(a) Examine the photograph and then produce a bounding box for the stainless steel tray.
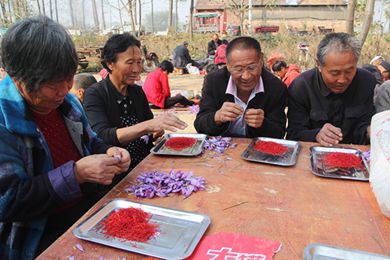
[303,243,390,260]
[73,199,211,259]
[310,146,369,181]
[241,137,301,166]
[150,133,207,156]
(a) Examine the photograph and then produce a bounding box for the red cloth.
[283,64,300,87]
[142,68,171,108]
[32,109,81,168]
[215,44,227,65]
[188,232,282,259]
[99,68,109,79]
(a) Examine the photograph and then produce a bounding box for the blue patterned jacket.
[0,75,110,259]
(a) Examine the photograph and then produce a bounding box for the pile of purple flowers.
[203,136,237,153]
[126,170,206,199]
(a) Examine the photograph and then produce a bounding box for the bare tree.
[55,0,58,22]
[138,0,141,37]
[69,0,75,28]
[346,0,356,34]
[167,0,173,34]
[42,0,46,16]
[92,0,100,29]
[101,0,106,30]
[122,0,136,34]
[358,0,375,47]
[175,0,178,33]
[229,0,246,35]
[82,0,86,28]
[151,0,154,33]
[49,0,53,19]
[36,0,41,14]
[189,0,194,40]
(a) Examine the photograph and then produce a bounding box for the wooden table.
[38,139,390,259]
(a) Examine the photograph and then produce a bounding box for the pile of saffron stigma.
[254,140,289,156]
[165,137,197,150]
[102,207,158,242]
[323,152,363,169]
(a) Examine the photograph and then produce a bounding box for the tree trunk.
[346,0,356,34]
[151,0,154,33]
[138,0,141,37]
[127,0,136,35]
[49,0,53,19]
[69,0,74,28]
[42,0,46,16]
[189,0,194,41]
[101,0,106,30]
[358,0,375,47]
[36,0,41,14]
[92,0,100,30]
[82,0,86,28]
[55,0,58,22]
[167,0,173,34]
[133,0,137,25]
[239,0,244,36]
[175,0,178,33]
[1,1,9,25]
[118,0,123,29]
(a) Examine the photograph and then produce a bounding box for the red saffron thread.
[102,207,158,242]
[165,137,197,150]
[254,140,289,156]
[323,152,362,168]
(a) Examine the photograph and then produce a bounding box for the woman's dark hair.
[101,33,141,73]
[1,15,78,92]
[226,36,262,63]
[159,60,174,73]
[272,60,287,72]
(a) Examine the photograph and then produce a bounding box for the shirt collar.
[226,75,264,101]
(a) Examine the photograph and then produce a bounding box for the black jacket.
[83,78,154,147]
[194,67,287,138]
[207,39,222,56]
[287,68,376,144]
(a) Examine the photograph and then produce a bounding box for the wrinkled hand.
[215,102,244,125]
[148,113,187,132]
[74,154,125,185]
[244,108,264,128]
[315,123,343,146]
[106,146,131,172]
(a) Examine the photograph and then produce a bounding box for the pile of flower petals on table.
[203,136,237,153]
[126,170,206,199]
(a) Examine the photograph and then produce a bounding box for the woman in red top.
[143,60,194,109]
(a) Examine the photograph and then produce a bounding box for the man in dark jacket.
[172,41,200,69]
[207,33,222,57]
[287,33,376,146]
[194,36,287,138]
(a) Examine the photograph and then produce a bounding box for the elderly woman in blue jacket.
[0,16,130,259]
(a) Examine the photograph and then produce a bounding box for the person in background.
[287,33,376,146]
[142,60,194,109]
[207,33,222,57]
[370,55,384,66]
[83,34,187,174]
[214,39,228,66]
[70,73,97,103]
[172,41,200,70]
[378,60,390,81]
[271,60,301,87]
[0,16,130,258]
[374,80,390,113]
[194,36,287,138]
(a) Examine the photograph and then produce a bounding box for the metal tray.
[150,133,207,156]
[310,146,369,181]
[303,243,390,260]
[241,137,301,166]
[73,199,211,259]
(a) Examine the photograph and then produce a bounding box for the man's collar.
[226,75,264,99]
[316,68,332,97]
